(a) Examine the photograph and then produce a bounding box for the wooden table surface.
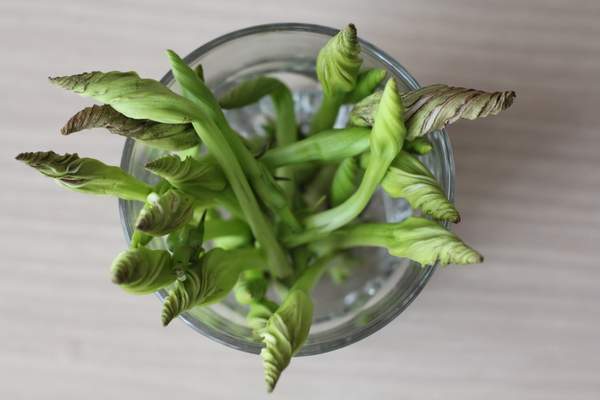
[2,0,599,398]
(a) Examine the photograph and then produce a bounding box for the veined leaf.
[380,151,460,222]
[350,84,516,139]
[313,217,483,266]
[49,71,202,123]
[135,189,195,236]
[260,289,313,392]
[61,104,199,151]
[161,247,265,325]
[110,248,174,294]
[145,154,226,192]
[316,24,362,98]
[16,151,151,201]
[303,79,406,235]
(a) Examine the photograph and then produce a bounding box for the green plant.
[17,23,515,393]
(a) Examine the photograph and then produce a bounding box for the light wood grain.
[1,0,599,399]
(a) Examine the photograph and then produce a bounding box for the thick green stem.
[261,127,370,168]
[167,50,300,232]
[272,87,298,201]
[302,159,390,233]
[308,94,343,135]
[191,120,292,278]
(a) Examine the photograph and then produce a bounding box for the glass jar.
[119,23,455,356]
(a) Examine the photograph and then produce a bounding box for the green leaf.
[167,50,294,277]
[313,217,483,266]
[330,157,361,207]
[135,189,195,236]
[247,299,279,334]
[145,154,226,192]
[344,68,387,103]
[260,289,313,392]
[316,24,362,98]
[49,71,202,124]
[161,247,265,325]
[380,151,460,222]
[61,104,200,151]
[349,89,382,127]
[219,77,285,109]
[258,255,334,391]
[369,79,406,158]
[218,75,299,198]
[302,79,406,235]
[170,53,299,225]
[16,151,152,201]
[310,24,363,134]
[204,218,253,249]
[234,269,269,305]
[145,156,243,219]
[110,248,175,294]
[350,84,516,139]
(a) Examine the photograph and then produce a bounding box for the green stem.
[261,127,370,169]
[291,254,335,293]
[272,87,298,201]
[191,120,292,278]
[167,50,300,232]
[309,94,343,134]
[118,182,154,202]
[303,159,390,233]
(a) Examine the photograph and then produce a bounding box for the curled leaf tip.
[49,70,202,124]
[145,155,226,192]
[48,72,99,91]
[404,86,516,139]
[60,104,114,135]
[161,294,182,326]
[16,150,78,170]
[260,289,313,392]
[381,151,460,222]
[387,218,482,266]
[370,78,406,158]
[316,23,362,97]
[166,49,182,62]
[314,217,482,267]
[144,156,179,175]
[60,104,199,150]
[135,189,195,236]
[110,256,130,284]
[351,85,516,138]
[343,23,358,44]
[16,150,151,200]
[160,264,203,326]
[110,248,174,294]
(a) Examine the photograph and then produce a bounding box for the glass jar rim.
[119,22,455,356]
